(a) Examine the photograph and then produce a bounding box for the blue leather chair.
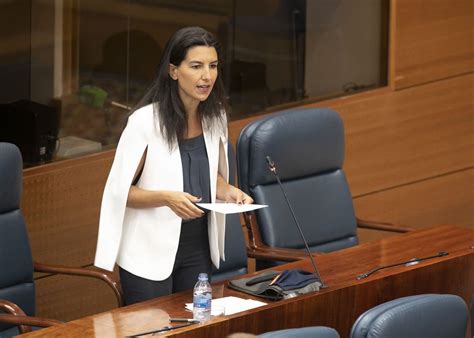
[213,143,308,280]
[237,108,412,268]
[0,142,123,337]
[350,294,469,338]
[212,145,248,282]
[259,326,339,338]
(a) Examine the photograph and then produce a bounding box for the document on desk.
[196,203,268,214]
[186,296,267,315]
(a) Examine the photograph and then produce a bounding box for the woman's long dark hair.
[135,26,228,149]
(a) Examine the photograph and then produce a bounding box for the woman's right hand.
[127,187,204,220]
[164,192,204,220]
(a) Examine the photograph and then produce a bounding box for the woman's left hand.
[217,175,254,204]
[226,186,254,205]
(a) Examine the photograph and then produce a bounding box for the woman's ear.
[169,64,178,80]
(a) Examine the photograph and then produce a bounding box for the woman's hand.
[216,175,254,204]
[164,192,205,219]
[127,187,204,220]
[227,187,254,205]
[126,150,203,220]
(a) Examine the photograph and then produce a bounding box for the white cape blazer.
[94,104,229,281]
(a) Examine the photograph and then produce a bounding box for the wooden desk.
[21,225,474,337]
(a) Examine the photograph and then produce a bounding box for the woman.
[94,26,252,305]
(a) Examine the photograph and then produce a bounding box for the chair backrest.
[237,108,358,255]
[350,294,469,338]
[212,144,248,282]
[259,326,340,338]
[0,143,35,333]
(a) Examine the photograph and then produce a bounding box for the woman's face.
[169,46,218,112]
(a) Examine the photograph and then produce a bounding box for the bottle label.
[194,294,211,309]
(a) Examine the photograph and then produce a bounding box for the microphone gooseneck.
[265,156,327,288]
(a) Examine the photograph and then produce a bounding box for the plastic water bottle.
[193,273,212,322]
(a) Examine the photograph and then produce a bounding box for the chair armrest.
[34,262,124,307]
[243,211,319,262]
[0,299,62,334]
[356,218,414,233]
[0,299,27,317]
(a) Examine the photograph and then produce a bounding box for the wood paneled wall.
[23,153,113,267]
[23,152,116,321]
[18,0,474,322]
[389,0,474,89]
[320,75,474,197]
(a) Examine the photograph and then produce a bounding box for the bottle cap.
[198,273,208,281]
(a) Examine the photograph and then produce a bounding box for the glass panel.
[229,0,388,118]
[0,0,388,167]
[227,0,307,116]
[304,0,388,98]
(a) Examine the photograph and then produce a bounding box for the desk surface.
[21,225,474,337]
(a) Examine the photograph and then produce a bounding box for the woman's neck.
[181,93,202,138]
[184,110,203,139]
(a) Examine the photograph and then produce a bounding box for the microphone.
[265,156,327,288]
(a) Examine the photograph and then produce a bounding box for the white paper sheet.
[185,296,267,316]
[196,203,268,214]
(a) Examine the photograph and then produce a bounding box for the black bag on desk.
[228,269,322,301]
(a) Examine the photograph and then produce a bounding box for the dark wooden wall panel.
[390,0,474,89]
[356,168,474,244]
[22,152,114,266]
[327,74,474,196]
[355,169,474,229]
[35,269,119,322]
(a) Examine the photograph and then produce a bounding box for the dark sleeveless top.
[178,134,211,223]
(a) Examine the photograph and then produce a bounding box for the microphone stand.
[266,156,327,288]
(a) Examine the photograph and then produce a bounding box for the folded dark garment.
[274,269,319,290]
[229,269,321,301]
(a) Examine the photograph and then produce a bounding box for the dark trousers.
[119,216,212,305]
